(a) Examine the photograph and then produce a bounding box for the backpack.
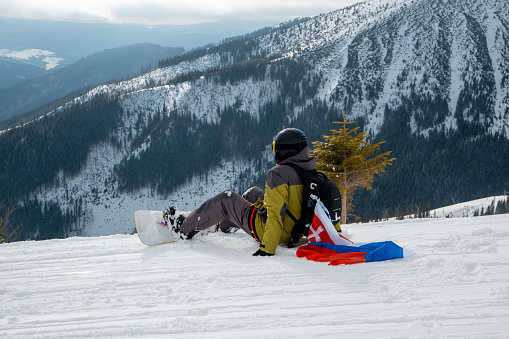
[281,163,342,247]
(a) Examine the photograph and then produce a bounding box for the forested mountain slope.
[0,44,184,126]
[1,0,508,240]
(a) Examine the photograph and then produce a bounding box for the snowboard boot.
[163,206,177,226]
[173,214,185,233]
[174,214,198,240]
[163,206,187,240]
[163,207,198,240]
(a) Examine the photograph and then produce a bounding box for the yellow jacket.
[254,147,316,254]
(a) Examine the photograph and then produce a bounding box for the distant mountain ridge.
[0,18,282,60]
[0,59,48,89]
[0,43,184,126]
[1,0,509,240]
[55,0,509,135]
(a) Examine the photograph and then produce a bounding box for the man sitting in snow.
[164,127,315,256]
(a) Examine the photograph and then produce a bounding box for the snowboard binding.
[163,206,177,226]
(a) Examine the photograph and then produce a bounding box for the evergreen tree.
[0,217,4,244]
[311,113,395,224]
[495,197,508,215]
[0,202,19,243]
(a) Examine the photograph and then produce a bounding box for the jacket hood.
[278,146,315,171]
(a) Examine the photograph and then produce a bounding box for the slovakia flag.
[296,200,416,265]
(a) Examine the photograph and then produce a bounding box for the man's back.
[257,146,315,254]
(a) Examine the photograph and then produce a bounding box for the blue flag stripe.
[309,241,404,262]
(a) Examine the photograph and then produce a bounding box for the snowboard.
[134,210,180,246]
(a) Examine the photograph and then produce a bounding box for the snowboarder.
[165,127,315,256]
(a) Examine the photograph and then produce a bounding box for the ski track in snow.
[1,214,509,338]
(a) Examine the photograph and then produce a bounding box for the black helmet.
[273,128,307,163]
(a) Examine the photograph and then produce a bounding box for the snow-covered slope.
[0,48,64,70]
[1,212,508,338]
[430,195,508,218]
[77,157,262,237]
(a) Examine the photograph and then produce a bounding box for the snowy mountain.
[51,0,509,134]
[0,16,282,123]
[0,48,65,89]
[0,44,184,126]
[31,0,508,130]
[1,207,509,338]
[1,0,509,240]
[0,48,66,70]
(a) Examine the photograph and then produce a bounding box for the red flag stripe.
[296,244,367,265]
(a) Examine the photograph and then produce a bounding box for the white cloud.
[0,0,360,25]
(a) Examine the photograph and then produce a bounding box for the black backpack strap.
[286,210,298,223]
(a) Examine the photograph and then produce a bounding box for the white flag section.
[308,200,353,246]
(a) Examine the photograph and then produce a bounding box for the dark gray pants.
[180,187,264,236]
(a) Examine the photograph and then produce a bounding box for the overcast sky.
[0,0,361,25]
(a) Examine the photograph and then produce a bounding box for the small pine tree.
[311,114,395,224]
[0,203,20,244]
[0,217,5,244]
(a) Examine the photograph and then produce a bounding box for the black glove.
[253,249,274,256]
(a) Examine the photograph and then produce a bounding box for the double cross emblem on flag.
[308,225,323,242]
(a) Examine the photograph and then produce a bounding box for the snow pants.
[180,187,264,237]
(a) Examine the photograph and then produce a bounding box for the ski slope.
[1,210,509,338]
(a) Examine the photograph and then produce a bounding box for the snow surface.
[430,196,508,218]
[0,48,64,70]
[2,209,509,338]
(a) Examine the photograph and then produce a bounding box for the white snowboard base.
[134,210,180,246]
